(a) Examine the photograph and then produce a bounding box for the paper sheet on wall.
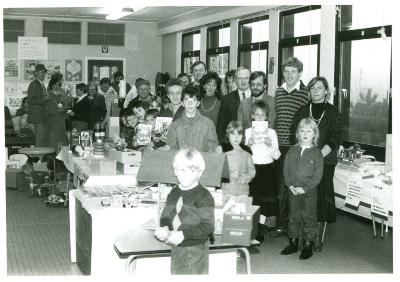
[99,66,110,79]
[344,178,363,208]
[370,183,390,218]
[18,37,48,60]
[5,59,20,78]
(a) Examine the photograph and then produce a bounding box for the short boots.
[280,237,299,255]
[299,240,314,260]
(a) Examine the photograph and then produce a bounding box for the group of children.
[154,90,323,273]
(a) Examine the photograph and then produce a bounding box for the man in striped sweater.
[273,57,309,237]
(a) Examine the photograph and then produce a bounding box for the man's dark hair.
[181,85,202,101]
[249,71,268,87]
[190,61,207,73]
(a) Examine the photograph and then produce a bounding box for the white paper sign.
[370,183,390,218]
[99,66,109,79]
[345,178,363,208]
[18,37,48,60]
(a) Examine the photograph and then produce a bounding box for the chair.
[125,248,250,275]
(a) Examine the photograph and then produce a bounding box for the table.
[5,135,35,154]
[114,229,251,274]
[69,189,159,275]
[18,147,56,161]
[333,163,393,232]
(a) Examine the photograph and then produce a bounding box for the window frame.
[4,19,25,42]
[206,23,231,75]
[334,7,392,161]
[278,5,321,85]
[43,20,81,44]
[237,15,269,72]
[181,30,201,74]
[87,22,125,46]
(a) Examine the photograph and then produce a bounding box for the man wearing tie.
[216,66,251,143]
[27,64,48,146]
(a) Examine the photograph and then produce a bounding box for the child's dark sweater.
[160,184,215,247]
[283,145,324,192]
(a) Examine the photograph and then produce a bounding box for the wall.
[161,32,177,76]
[4,16,162,92]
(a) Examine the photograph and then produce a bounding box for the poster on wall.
[4,82,29,114]
[208,54,228,77]
[5,59,20,78]
[39,60,63,81]
[65,60,82,82]
[183,57,199,75]
[23,60,37,80]
[18,36,48,60]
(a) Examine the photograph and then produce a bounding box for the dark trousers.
[288,188,318,241]
[276,145,290,229]
[171,242,209,275]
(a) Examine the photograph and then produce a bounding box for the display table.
[69,189,158,275]
[114,229,251,274]
[333,163,392,227]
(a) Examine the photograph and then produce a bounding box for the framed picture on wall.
[5,59,20,79]
[85,57,126,84]
[65,60,82,82]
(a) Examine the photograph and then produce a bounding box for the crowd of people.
[20,56,343,264]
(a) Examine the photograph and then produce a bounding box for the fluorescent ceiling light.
[105,6,146,20]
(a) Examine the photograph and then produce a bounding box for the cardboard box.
[91,159,117,175]
[222,228,253,246]
[117,162,140,175]
[223,205,260,231]
[214,196,236,235]
[107,149,142,163]
[6,168,20,189]
[7,160,21,169]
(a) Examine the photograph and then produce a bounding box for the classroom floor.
[6,188,393,275]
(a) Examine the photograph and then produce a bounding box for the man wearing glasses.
[27,64,48,146]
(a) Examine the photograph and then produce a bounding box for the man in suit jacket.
[27,64,48,146]
[237,71,275,130]
[216,67,251,143]
[87,81,107,131]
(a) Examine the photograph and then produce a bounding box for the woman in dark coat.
[290,76,343,252]
[45,75,69,151]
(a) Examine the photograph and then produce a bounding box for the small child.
[216,120,255,197]
[130,100,148,124]
[281,118,323,260]
[120,108,139,149]
[154,148,215,275]
[245,101,281,241]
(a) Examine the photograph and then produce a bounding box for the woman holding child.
[290,76,343,252]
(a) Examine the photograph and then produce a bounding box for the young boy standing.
[166,86,218,152]
[154,148,215,274]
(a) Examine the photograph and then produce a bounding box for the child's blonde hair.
[172,148,206,173]
[295,118,319,146]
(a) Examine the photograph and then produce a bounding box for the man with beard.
[237,71,275,130]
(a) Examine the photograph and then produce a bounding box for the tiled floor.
[6,188,393,275]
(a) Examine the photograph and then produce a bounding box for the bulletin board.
[85,57,126,84]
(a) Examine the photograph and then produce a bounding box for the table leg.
[238,247,251,274]
[372,216,377,238]
[64,172,71,207]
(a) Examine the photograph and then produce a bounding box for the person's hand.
[289,185,298,195]
[238,174,249,184]
[264,137,272,146]
[154,226,170,241]
[296,187,305,194]
[166,231,184,246]
[247,137,255,146]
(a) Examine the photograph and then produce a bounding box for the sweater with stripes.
[274,81,309,146]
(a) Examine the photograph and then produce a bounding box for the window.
[181,31,200,74]
[238,15,269,73]
[43,21,81,44]
[335,5,392,159]
[88,23,124,46]
[207,23,230,77]
[4,19,24,42]
[279,6,321,85]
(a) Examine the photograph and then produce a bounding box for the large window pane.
[340,5,392,31]
[183,32,200,52]
[339,38,391,147]
[240,19,269,44]
[239,50,267,73]
[208,54,229,77]
[208,27,230,48]
[281,44,318,85]
[281,9,320,38]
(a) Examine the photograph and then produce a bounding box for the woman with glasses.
[289,76,343,253]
